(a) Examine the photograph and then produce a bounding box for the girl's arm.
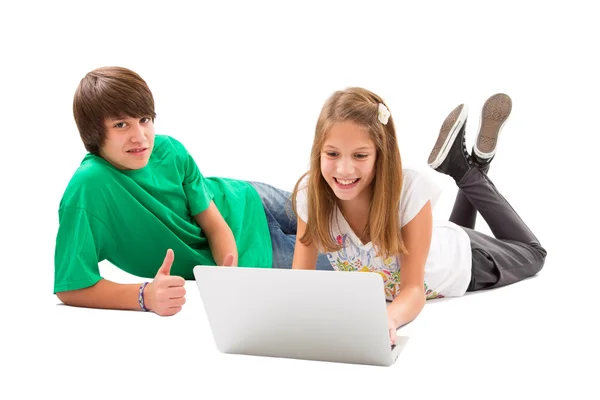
[292,217,319,269]
[388,200,433,333]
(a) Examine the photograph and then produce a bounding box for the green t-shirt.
[54,135,272,293]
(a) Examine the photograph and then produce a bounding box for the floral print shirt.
[296,169,473,301]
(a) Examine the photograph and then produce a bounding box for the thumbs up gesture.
[144,249,186,316]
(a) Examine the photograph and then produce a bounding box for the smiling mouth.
[127,148,147,153]
[335,178,359,186]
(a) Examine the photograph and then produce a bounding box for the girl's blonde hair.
[292,87,407,259]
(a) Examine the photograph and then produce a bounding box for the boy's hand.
[145,249,186,316]
[222,253,236,267]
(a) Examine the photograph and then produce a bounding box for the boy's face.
[99,116,155,170]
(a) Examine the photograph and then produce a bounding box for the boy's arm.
[193,201,238,266]
[56,249,187,316]
[57,279,148,310]
[175,138,236,265]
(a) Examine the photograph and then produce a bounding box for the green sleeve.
[179,143,214,217]
[53,207,114,293]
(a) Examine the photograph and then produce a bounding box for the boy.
[55,66,331,316]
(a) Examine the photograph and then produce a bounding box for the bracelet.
[138,282,149,311]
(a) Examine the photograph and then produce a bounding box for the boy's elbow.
[56,290,76,306]
[56,287,89,306]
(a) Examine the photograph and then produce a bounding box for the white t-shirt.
[295,169,472,300]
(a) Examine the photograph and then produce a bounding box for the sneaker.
[472,93,512,164]
[427,104,472,182]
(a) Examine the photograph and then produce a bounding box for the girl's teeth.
[337,178,357,185]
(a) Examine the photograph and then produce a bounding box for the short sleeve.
[54,207,112,293]
[168,137,214,216]
[294,176,310,223]
[399,169,442,227]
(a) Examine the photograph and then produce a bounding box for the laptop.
[193,266,408,366]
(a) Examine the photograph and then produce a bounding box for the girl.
[291,88,547,344]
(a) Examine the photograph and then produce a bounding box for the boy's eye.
[114,122,127,128]
[140,117,151,123]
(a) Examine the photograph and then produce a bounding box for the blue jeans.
[248,181,333,271]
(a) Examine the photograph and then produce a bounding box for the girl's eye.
[354,154,368,159]
[325,152,339,157]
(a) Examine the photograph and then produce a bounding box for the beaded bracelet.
[138,282,149,311]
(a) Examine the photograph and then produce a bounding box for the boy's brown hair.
[73,66,156,155]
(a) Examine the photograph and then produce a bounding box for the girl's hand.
[387,307,398,345]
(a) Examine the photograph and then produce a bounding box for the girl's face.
[320,121,377,204]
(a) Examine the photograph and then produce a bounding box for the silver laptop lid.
[193,266,406,366]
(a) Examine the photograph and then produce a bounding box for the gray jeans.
[448,166,547,291]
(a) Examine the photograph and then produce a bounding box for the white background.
[1,0,598,398]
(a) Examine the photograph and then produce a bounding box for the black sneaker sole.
[427,104,468,169]
[473,93,512,160]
